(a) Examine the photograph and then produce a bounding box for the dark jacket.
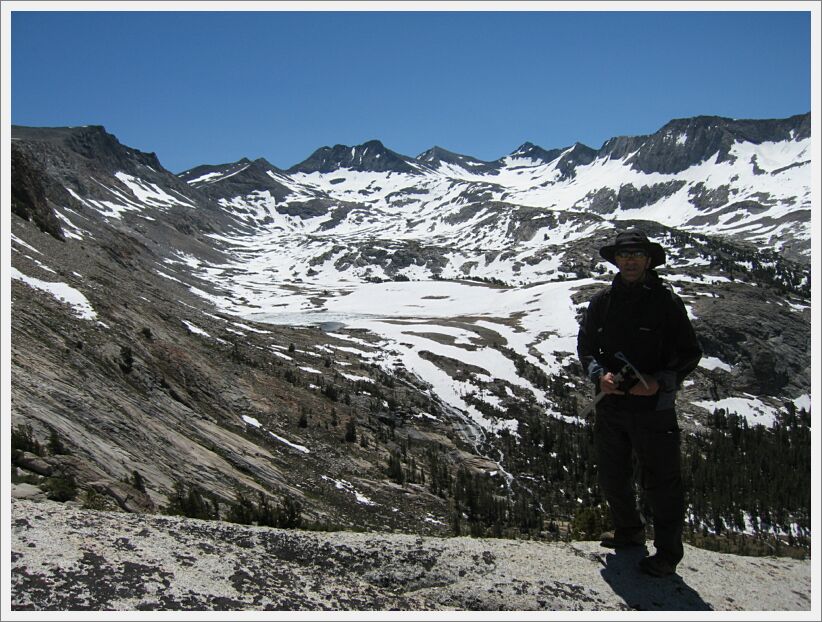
[577,270,702,412]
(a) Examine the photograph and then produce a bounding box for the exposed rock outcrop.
[10,146,65,241]
[9,499,811,612]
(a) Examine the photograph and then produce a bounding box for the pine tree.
[344,418,356,442]
[131,470,146,493]
[387,450,404,484]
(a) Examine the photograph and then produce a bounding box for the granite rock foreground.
[9,499,812,612]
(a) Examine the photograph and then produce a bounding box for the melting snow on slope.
[187,171,225,184]
[10,267,97,320]
[691,395,780,427]
[699,357,733,372]
[268,432,310,454]
[181,320,211,337]
[241,415,310,454]
[243,278,594,432]
[321,475,377,506]
[114,172,196,208]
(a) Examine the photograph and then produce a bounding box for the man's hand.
[599,372,624,395]
[628,374,659,396]
[599,372,660,396]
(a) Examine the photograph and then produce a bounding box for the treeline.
[393,396,812,555]
[682,405,811,545]
[164,481,303,529]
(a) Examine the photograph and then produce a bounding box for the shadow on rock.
[600,548,712,611]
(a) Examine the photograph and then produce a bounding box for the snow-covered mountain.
[9,114,812,547]
[180,112,811,264]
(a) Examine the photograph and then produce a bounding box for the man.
[577,229,701,577]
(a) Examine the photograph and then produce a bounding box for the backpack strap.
[595,287,613,334]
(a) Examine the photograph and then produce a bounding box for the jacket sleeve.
[577,294,607,384]
[656,293,702,390]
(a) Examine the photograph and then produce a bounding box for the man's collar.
[612,269,659,289]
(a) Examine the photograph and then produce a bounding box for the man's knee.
[598,467,636,499]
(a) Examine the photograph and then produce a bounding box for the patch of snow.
[10,267,97,320]
[242,415,262,428]
[321,476,377,505]
[115,172,196,208]
[340,372,375,383]
[691,395,781,427]
[181,320,210,338]
[269,432,310,454]
[699,357,733,372]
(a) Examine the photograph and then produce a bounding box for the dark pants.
[594,406,684,564]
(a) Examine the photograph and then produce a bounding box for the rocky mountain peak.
[12,124,164,176]
[659,113,811,143]
[600,112,811,175]
[417,145,454,162]
[287,139,418,174]
[554,142,598,179]
[416,145,498,173]
[509,142,565,163]
[178,156,291,205]
[252,156,278,170]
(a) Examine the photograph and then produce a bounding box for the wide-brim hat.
[599,229,666,268]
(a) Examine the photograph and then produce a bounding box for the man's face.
[614,247,651,283]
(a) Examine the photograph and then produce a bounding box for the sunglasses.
[615,249,648,259]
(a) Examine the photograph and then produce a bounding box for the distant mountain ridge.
[176,111,810,178]
[163,111,811,262]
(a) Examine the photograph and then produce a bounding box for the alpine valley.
[9,112,812,566]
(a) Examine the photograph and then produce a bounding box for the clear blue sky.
[10,6,812,173]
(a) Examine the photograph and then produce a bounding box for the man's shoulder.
[648,272,678,296]
[588,285,612,305]
[650,276,689,314]
[654,279,677,297]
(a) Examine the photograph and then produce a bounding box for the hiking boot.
[638,554,677,577]
[599,530,645,549]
